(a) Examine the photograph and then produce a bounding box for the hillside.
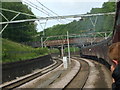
[2,39,49,63]
[45,15,114,35]
[38,2,115,40]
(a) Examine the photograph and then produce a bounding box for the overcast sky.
[22,0,109,32]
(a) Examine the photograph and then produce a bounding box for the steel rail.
[1,59,62,89]
[62,57,90,89]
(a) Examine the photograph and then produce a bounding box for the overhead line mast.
[0,12,115,25]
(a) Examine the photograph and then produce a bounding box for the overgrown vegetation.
[1,1,45,63]
[2,38,49,63]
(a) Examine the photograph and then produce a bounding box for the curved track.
[1,59,62,89]
[63,57,90,89]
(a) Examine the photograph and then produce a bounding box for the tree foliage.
[2,1,37,42]
[89,2,115,14]
[41,2,115,39]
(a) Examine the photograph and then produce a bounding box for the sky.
[22,0,109,32]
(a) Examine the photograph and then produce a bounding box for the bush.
[2,39,49,63]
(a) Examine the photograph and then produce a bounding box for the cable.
[26,0,86,24]
[36,0,71,23]
[23,1,50,16]
[36,1,80,23]
[26,0,54,17]
[36,0,59,17]
[35,0,67,23]
[24,0,65,24]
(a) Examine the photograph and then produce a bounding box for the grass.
[49,48,59,53]
[2,38,80,63]
[2,38,49,63]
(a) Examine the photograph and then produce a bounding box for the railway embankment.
[2,55,53,83]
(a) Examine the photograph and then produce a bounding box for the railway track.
[1,57,100,89]
[46,57,92,89]
[34,57,109,89]
[63,57,90,89]
[0,59,62,89]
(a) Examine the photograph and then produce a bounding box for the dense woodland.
[2,0,37,42]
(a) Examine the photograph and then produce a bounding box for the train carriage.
[80,0,120,68]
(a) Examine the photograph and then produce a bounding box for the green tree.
[39,1,115,38]
[2,1,37,42]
